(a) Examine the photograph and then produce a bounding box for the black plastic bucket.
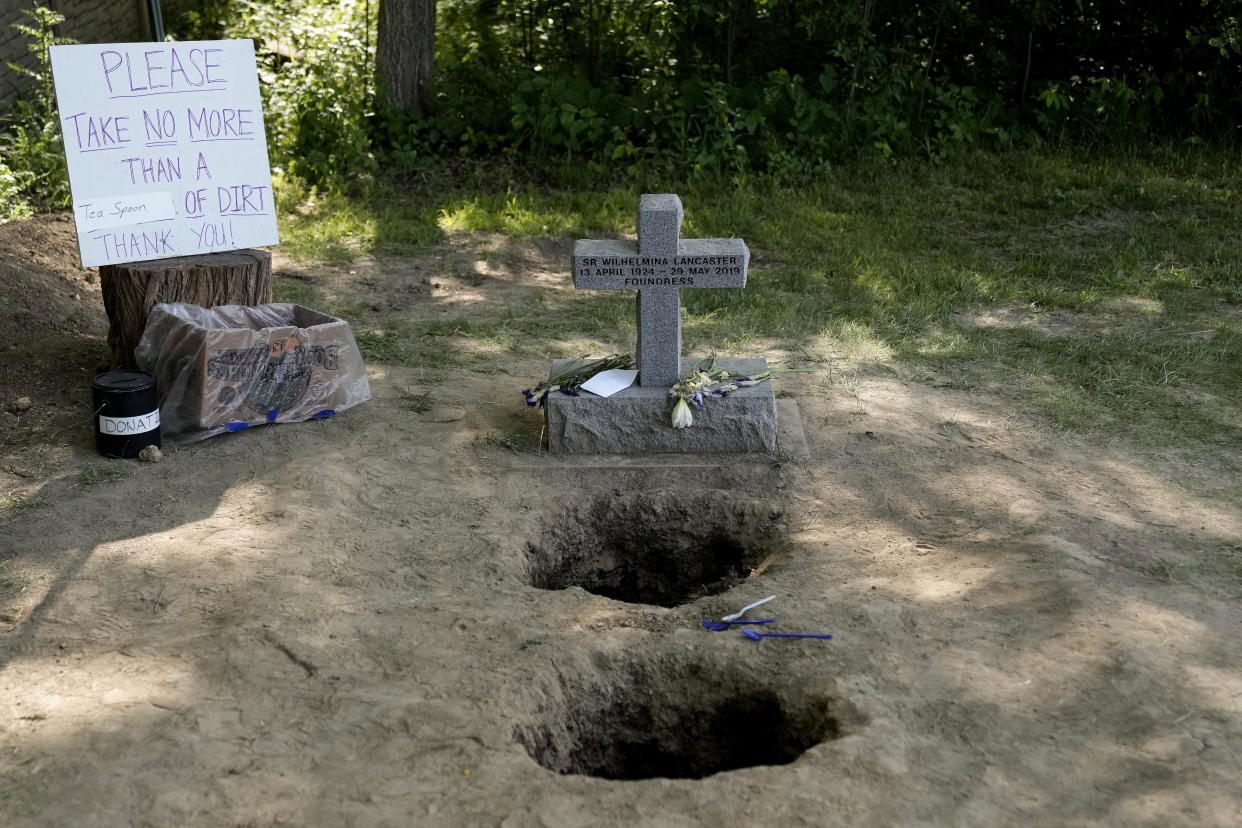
[91,371,161,458]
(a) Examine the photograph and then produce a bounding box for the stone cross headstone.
[573,194,749,386]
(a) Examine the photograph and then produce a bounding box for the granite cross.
[572,194,750,387]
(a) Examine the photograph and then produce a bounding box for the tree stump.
[99,249,273,369]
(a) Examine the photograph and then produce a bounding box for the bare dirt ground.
[2,213,1242,826]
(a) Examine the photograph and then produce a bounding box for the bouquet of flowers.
[522,353,634,408]
[669,357,814,428]
[522,353,812,429]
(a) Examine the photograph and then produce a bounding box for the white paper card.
[50,40,280,267]
[580,369,638,397]
[76,191,177,232]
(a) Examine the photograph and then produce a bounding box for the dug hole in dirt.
[1,213,1242,826]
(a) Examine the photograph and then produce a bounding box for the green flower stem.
[668,355,817,427]
[523,352,634,408]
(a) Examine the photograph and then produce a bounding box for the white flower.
[671,397,693,428]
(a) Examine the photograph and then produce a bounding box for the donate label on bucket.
[100,409,161,435]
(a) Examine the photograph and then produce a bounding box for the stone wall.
[1,0,207,115]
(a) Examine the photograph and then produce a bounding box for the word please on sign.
[100,45,227,94]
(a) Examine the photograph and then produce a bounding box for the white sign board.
[49,40,279,268]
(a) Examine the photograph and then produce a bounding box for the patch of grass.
[1216,544,1242,584]
[1136,555,1186,584]
[921,314,1242,444]
[354,322,471,365]
[80,464,130,486]
[355,329,410,362]
[275,146,1242,447]
[1135,543,1242,593]
[270,276,372,324]
[270,275,327,307]
[0,559,31,595]
[436,188,635,238]
[0,493,46,515]
[478,430,539,452]
[0,426,45,449]
[397,387,433,413]
[770,452,806,469]
[275,176,443,263]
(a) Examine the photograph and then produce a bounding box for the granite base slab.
[544,358,777,454]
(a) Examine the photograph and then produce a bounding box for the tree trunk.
[846,0,877,118]
[100,250,273,370]
[376,0,435,114]
[1021,29,1035,102]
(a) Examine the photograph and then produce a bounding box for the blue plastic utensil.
[741,629,833,641]
[701,619,776,631]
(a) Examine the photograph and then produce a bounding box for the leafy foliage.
[3,1,1236,194]
[2,6,75,210]
[0,156,33,223]
[193,0,1240,182]
[188,0,377,183]
[403,0,1242,172]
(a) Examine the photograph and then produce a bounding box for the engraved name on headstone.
[572,194,749,386]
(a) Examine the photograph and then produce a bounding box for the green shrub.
[0,157,33,223]
[176,0,1242,183]
[183,0,376,183]
[2,6,74,210]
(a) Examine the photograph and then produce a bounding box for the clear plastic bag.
[135,302,370,441]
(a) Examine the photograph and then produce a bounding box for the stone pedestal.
[544,358,778,455]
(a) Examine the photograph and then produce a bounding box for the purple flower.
[735,376,751,383]
[523,389,537,407]
[691,391,705,410]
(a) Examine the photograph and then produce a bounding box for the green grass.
[0,427,44,449]
[397,387,434,413]
[0,493,47,517]
[1136,543,1242,593]
[0,559,31,595]
[275,176,444,262]
[478,430,540,452]
[79,464,130,486]
[353,320,477,368]
[354,329,410,362]
[271,146,1242,449]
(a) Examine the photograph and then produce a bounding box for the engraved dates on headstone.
[572,194,749,387]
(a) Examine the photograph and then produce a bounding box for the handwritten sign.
[50,40,279,268]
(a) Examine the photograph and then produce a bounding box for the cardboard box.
[136,303,371,440]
